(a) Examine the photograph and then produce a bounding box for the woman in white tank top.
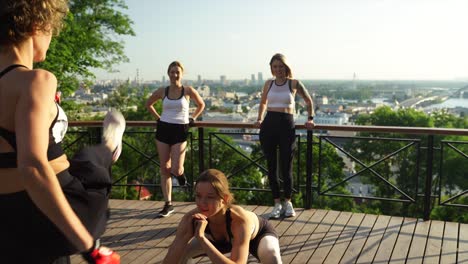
[146,61,205,217]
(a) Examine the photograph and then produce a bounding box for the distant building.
[251,74,256,84]
[315,95,329,106]
[220,75,227,86]
[258,72,263,84]
[203,112,246,133]
[314,112,349,125]
[196,85,210,97]
[162,76,166,85]
[197,75,202,84]
[318,104,343,113]
[218,91,236,99]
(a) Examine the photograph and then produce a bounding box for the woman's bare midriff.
[267,107,295,115]
[0,154,70,194]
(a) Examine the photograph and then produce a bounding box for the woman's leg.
[156,140,172,203]
[260,114,283,218]
[278,127,296,200]
[170,141,188,185]
[156,140,175,217]
[256,235,283,264]
[260,131,280,200]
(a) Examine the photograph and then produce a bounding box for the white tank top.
[51,103,68,143]
[160,86,190,124]
[266,79,295,109]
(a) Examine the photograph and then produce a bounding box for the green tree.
[37,0,135,95]
[349,106,467,220]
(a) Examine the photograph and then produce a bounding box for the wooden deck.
[71,199,468,264]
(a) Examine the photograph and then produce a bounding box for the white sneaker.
[102,109,126,162]
[269,203,282,219]
[284,201,296,217]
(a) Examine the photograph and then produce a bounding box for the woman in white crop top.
[255,53,315,220]
[146,61,205,217]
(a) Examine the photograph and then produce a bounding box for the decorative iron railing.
[68,121,467,220]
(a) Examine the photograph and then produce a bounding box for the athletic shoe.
[176,174,187,186]
[269,203,282,219]
[102,109,126,163]
[158,203,174,217]
[284,201,296,217]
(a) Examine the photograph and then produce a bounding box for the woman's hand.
[254,120,262,128]
[305,120,315,130]
[192,213,208,239]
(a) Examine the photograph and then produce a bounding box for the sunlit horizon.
[94,0,468,82]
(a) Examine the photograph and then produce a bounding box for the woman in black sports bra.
[0,1,123,263]
[163,169,283,263]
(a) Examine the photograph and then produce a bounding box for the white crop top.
[160,86,190,124]
[266,79,295,109]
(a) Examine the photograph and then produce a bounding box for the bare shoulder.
[184,85,197,94]
[262,80,273,91]
[21,69,57,98]
[230,205,255,223]
[149,87,165,98]
[290,78,299,88]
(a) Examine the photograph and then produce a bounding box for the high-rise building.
[258,72,263,84]
[162,76,166,85]
[220,75,227,86]
[251,74,256,84]
[197,75,202,84]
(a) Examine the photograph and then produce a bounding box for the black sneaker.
[158,203,174,217]
[177,174,187,186]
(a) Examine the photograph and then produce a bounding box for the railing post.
[198,127,205,175]
[305,130,313,209]
[423,135,434,220]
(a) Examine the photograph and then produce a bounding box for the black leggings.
[259,111,296,199]
[0,145,113,264]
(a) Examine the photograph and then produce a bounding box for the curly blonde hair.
[0,0,69,47]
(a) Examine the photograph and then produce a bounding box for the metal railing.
[68,120,467,220]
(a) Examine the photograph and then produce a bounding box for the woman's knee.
[171,167,184,177]
[257,235,282,264]
[160,166,171,176]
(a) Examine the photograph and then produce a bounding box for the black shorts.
[208,215,278,260]
[249,215,278,259]
[156,120,189,145]
[0,170,109,263]
[0,146,112,263]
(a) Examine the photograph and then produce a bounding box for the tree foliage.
[36,0,135,96]
[348,106,468,220]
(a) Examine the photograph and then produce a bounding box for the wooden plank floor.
[71,200,467,264]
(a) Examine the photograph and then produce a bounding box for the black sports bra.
[0,64,67,168]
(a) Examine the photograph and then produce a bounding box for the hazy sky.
[94,0,468,81]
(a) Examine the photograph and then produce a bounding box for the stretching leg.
[156,140,172,203]
[257,235,282,264]
[170,141,187,177]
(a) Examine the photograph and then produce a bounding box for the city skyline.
[94,0,468,82]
